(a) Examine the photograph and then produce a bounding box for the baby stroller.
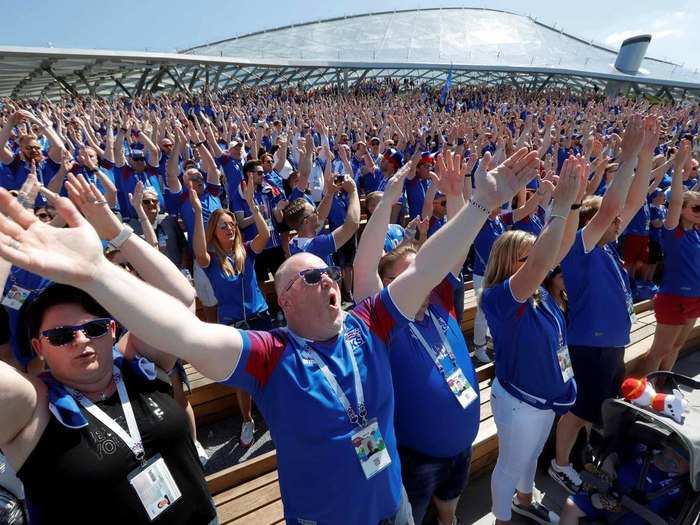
[576,371,700,525]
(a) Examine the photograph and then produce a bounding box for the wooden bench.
[207,299,700,524]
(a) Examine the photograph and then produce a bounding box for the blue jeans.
[399,447,472,524]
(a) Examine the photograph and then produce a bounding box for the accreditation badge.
[128,454,182,521]
[446,369,478,409]
[350,418,392,480]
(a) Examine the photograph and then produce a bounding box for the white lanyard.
[298,330,368,429]
[538,293,564,348]
[67,366,145,461]
[603,246,633,308]
[408,309,459,376]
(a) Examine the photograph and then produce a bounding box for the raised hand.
[241,175,255,204]
[65,173,121,240]
[382,160,413,206]
[619,114,645,161]
[552,156,584,208]
[17,161,40,209]
[0,186,105,286]
[129,181,146,214]
[434,150,466,197]
[188,180,203,215]
[639,115,660,158]
[473,147,540,211]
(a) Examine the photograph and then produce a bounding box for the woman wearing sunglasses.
[642,140,700,374]
[191,176,271,448]
[0,178,218,524]
[481,156,584,525]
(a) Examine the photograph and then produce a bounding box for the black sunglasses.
[40,318,112,347]
[691,205,700,213]
[285,266,342,292]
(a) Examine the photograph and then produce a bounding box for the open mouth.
[329,291,339,309]
[76,349,96,360]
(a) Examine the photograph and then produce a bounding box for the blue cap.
[382,148,404,169]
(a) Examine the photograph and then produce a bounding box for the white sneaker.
[194,440,209,465]
[240,420,255,448]
[548,459,582,494]
[474,345,492,364]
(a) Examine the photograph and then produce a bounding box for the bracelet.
[548,214,567,223]
[107,224,133,251]
[468,196,490,215]
[571,203,582,210]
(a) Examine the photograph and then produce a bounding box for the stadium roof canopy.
[1,7,699,100]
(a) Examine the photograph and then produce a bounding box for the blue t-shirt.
[168,184,222,246]
[482,279,576,411]
[1,154,60,206]
[360,168,385,194]
[203,243,268,324]
[405,177,430,220]
[289,233,336,266]
[473,216,505,276]
[2,267,52,366]
[389,275,480,457]
[561,230,633,347]
[624,202,650,236]
[427,215,446,237]
[659,226,700,296]
[222,289,408,524]
[231,179,284,249]
[502,208,546,237]
[114,164,164,219]
[649,205,666,243]
[327,192,349,231]
[219,154,244,201]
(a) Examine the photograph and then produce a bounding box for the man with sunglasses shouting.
[0,147,539,524]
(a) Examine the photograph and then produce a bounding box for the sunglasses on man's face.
[190,175,204,183]
[35,212,51,220]
[285,266,342,292]
[142,199,159,205]
[691,205,700,214]
[40,318,112,347]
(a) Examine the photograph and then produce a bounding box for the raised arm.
[331,177,360,249]
[129,182,158,248]
[511,157,583,301]
[0,111,22,164]
[388,148,540,319]
[581,114,644,251]
[273,136,288,173]
[618,116,660,231]
[354,163,412,301]
[189,184,210,268]
[242,174,271,254]
[665,139,691,230]
[166,126,187,193]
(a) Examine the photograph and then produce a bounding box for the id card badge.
[628,300,637,324]
[1,285,30,310]
[157,232,168,249]
[557,345,574,383]
[446,369,478,409]
[351,418,392,480]
[128,454,182,521]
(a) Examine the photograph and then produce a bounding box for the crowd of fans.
[0,80,698,524]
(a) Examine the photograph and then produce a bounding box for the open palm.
[473,147,540,210]
[0,188,104,286]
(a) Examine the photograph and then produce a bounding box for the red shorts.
[654,292,700,325]
[622,234,649,266]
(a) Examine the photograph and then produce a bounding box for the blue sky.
[2,0,699,69]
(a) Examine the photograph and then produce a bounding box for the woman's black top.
[17,365,216,524]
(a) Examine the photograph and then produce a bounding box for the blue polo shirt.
[389,275,480,457]
[427,215,446,237]
[1,155,60,206]
[219,154,244,199]
[649,205,666,243]
[114,164,164,218]
[360,168,385,193]
[289,234,336,266]
[504,207,546,237]
[482,279,576,412]
[2,267,52,367]
[327,192,349,230]
[231,180,284,249]
[473,216,506,276]
[624,202,650,236]
[561,230,633,348]
[405,177,430,219]
[659,226,700,297]
[203,242,268,324]
[168,184,222,246]
[223,288,408,524]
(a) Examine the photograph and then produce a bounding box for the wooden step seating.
[206,299,700,525]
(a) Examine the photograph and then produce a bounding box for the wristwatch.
[107,224,134,251]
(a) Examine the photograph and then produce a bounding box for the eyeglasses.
[142,199,158,205]
[189,175,204,183]
[218,222,237,230]
[40,318,112,347]
[284,266,342,292]
[691,205,700,213]
[254,170,264,175]
[35,212,51,220]
[435,200,447,207]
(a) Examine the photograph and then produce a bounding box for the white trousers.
[490,379,555,521]
[472,273,490,347]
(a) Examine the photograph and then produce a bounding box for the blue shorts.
[399,447,471,524]
[569,345,625,425]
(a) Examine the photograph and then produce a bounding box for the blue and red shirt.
[222,288,408,524]
[114,164,164,218]
[473,216,506,276]
[167,184,222,246]
[289,233,336,266]
[389,275,480,457]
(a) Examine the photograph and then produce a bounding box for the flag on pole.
[439,65,453,106]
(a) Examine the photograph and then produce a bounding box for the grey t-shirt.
[128,213,187,268]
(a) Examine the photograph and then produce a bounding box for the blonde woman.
[481,156,584,525]
[191,176,270,448]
